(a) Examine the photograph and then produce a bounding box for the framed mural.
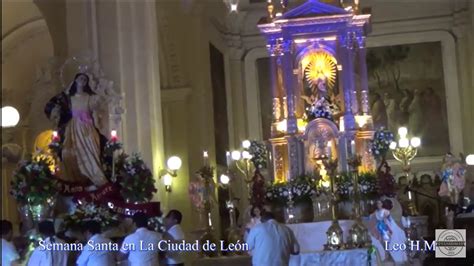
[367,42,450,157]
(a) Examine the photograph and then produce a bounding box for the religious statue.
[438,153,466,205]
[369,199,408,263]
[302,77,341,120]
[45,73,109,187]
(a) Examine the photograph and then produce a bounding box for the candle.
[52,131,59,141]
[339,117,345,132]
[208,212,213,227]
[226,151,231,167]
[203,151,209,166]
[326,141,332,159]
[350,140,356,155]
[408,190,412,200]
[110,130,118,142]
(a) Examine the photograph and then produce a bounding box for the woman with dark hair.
[243,205,262,240]
[45,73,108,187]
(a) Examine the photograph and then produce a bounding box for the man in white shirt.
[246,210,299,266]
[163,210,185,266]
[2,220,20,266]
[76,220,115,266]
[119,212,162,266]
[28,220,69,266]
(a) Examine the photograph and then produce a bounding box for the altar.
[192,248,380,266]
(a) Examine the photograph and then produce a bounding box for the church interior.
[2,0,474,265]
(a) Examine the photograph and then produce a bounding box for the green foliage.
[10,156,58,205]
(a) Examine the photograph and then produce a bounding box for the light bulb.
[398,127,408,138]
[389,141,397,150]
[167,156,182,171]
[242,151,252,159]
[163,173,173,186]
[466,154,474,166]
[399,138,409,148]
[231,150,241,160]
[410,137,421,148]
[242,140,251,149]
[220,174,230,185]
[1,106,20,128]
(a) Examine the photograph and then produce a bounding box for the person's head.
[81,220,101,239]
[1,220,13,241]
[68,73,94,96]
[383,199,393,210]
[316,77,327,92]
[132,212,149,229]
[260,209,275,223]
[38,220,56,238]
[372,92,381,101]
[250,205,262,218]
[376,200,383,209]
[164,210,182,229]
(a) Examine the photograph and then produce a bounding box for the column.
[357,36,370,115]
[340,32,356,131]
[281,39,297,134]
[228,48,247,147]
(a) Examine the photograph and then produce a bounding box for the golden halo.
[303,52,337,89]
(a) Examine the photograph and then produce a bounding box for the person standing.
[246,210,299,266]
[76,220,115,266]
[2,220,20,266]
[119,212,162,266]
[28,221,69,266]
[162,210,185,266]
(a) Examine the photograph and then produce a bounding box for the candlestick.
[226,151,231,167]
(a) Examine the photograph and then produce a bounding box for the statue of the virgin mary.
[45,72,109,187]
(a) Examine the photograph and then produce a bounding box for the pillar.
[357,36,370,115]
[340,32,356,131]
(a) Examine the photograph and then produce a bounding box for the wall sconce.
[159,156,182,192]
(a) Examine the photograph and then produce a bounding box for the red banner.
[55,178,161,217]
[56,179,90,195]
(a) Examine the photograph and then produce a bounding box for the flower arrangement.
[335,173,353,200]
[288,176,319,202]
[148,216,165,233]
[265,182,289,205]
[10,157,58,205]
[312,105,333,120]
[265,176,318,205]
[370,127,394,159]
[104,139,123,156]
[63,202,120,230]
[335,172,378,200]
[117,153,157,203]
[248,141,268,169]
[358,171,378,199]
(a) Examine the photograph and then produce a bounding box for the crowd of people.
[1,210,185,266]
[2,205,302,266]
